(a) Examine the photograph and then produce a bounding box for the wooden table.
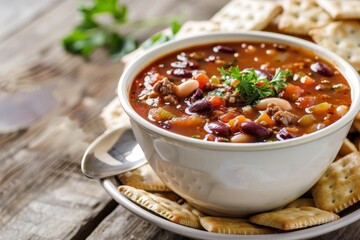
[1,0,359,239]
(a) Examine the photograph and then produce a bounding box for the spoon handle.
[81,123,147,179]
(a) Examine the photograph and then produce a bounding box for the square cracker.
[200,216,277,235]
[285,198,316,208]
[312,151,360,213]
[119,164,171,192]
[100,98,129,129]
[278,0,332,35]
[309,21,360,71]
[118,185,201,229]
[338,138,358,157]
[175,21,220,39]
[211,0,282,31]
[249,207,339,231]
[316,0,360,20]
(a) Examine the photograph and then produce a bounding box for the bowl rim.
[118,31,360,151]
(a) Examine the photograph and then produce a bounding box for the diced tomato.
[255,112,274,126]
[193,73,209,89]
[280,84,304,101]
[219,112,237,123]
[231,79,240,87]
[209,95,226,109]
[300,75,316,86]
[296,96,316,109]
[228,115,247,133]
[256,81,266,87]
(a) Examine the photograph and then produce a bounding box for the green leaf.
[109,34,138,59]
[62,0,182,59]
[218,66,291,105]
[141,20,182,49]
[270,68,290,93]
[62,28,106,57]
[171,20,182,35]
[141,32,170,49]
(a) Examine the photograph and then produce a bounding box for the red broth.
[129,42,351,143]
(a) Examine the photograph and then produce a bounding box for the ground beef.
[163,95,178,105]
[153,78,175,95]
[153,78,178,104]
[264,103,280,117]
[273,111,299,126]
[264,103,298,126]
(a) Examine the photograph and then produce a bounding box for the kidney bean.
[207,121,231,137]
[310,62,334,77]
[240,121,271,140]
[213,45,236,54]
[276,128,297,140]
[256,69,273,81]
[188,99,213,114]
[170,60,198,69]
[168,69,193,78]
[189,88,204,104]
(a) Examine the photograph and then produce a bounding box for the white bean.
[255,97,292,111]
[230,133,254,143]
[335,105,349,117]
[174,80,199,98]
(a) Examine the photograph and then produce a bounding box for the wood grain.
[0,0,60,41]
[0,0,359,239]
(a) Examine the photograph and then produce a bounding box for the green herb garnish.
[207,89,226,97]
[62,0,181,59]
[218,66,291,105]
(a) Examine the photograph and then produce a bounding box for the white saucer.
[101,177,360,240]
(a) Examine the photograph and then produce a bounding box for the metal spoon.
[81,125,147,179]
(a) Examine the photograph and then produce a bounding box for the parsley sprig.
[218,66,291,105]
[62,0,181,59]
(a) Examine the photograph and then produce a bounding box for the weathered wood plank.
[0,0,60,41]
[0,0,123,238]
[87,205,192,240]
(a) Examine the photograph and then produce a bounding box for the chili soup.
[129,42,351,143]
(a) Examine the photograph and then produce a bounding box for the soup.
[129,42,351,143]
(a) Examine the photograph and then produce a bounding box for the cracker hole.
[345,175,349,180]
[349,189,353,194]
[293,13,299,18]
[329,185,333,189]
[332,199,336,204]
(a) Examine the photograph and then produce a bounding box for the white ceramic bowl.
[118,32,360,216]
